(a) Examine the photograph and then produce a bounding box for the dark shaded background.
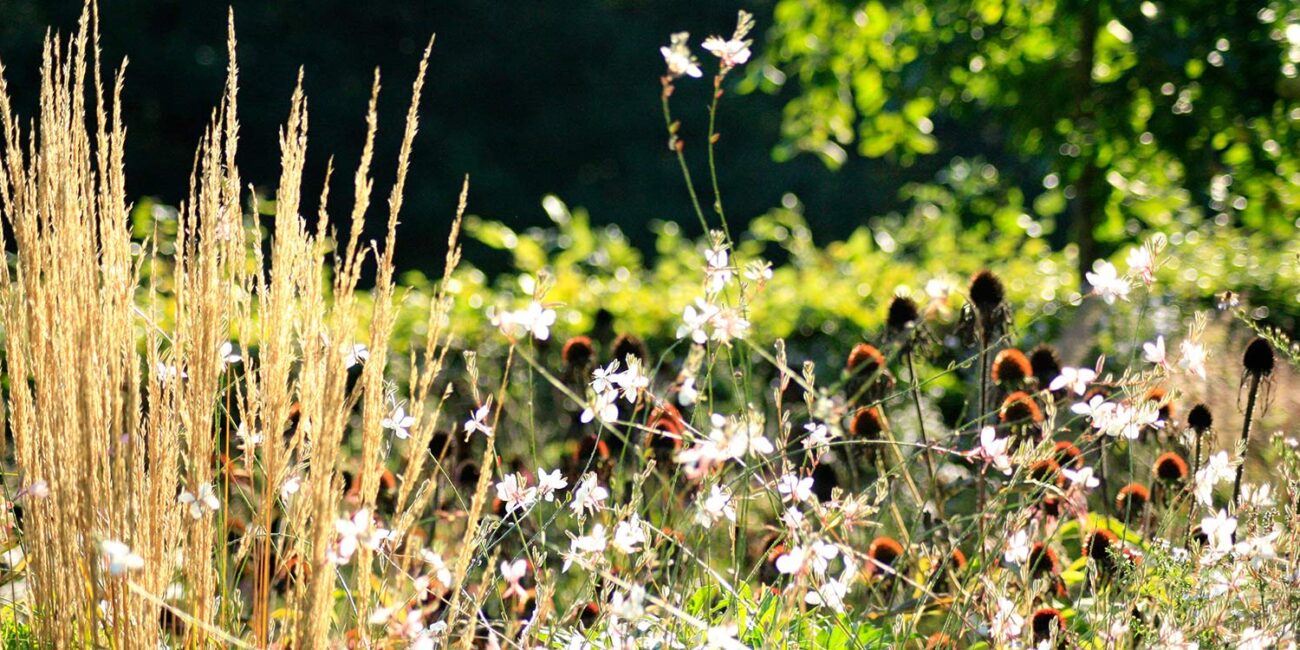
[0,1,965,274]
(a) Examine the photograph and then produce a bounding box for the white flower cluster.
[581,357,650,424]
[1072,394,1164,440]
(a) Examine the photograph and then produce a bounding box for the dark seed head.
[1030,608,1066,644]
[1187,403,1213,433]
[850,406,887,440]
[1086,529,1121,571]
[846,343,886,375]
[887,295,921,332]
[999,391,1043,424]
[1153,451,1189,484]
[1029,345,1062,388]
[867,536,904,573]
[1116,483,1150,519]
[991,348,1032,385]
[610,333,649,366]
[968,270,1006,313]
[1242,337,1275,377]
[562,336,596,370]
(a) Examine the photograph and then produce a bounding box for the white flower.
[344,343,370,369]
[580,389,619,424]
[1049,366,1097,396]
[101,539,144,575]
[500,559,530,600]
[1195,451,1235,506]
[1233,527,1280,565]
[702,36,752,69]
[1236,627,1274,650]
[23,480,49,499]
[723,414,774,460]
[805,573,851,613]
[801,421,836,455]
[491,302,557,341]
[177,483,220,520]
[1241,483,1276,508]
[495,473,537,514]
[710,307,750,345]
[563,524,608,572]
[696,483,737,526]
[969,426,1013,475]
[704,245,733,294]
[280,474,303,500]
[660,32,703,79]
[1199,509,1237,556]
[422,550,453,587]
[677,299,718,345]
[1004,529,1032,564]
[1062,466,1100,491]
[1157,623,1199,650]
[537,468,568,502]
[569,473,609,517]
[678,376,699,407]
[463,399,494,439]
[776,540,838,576]
[1126,245,1156,285]
[155,361,186,383]
[612,515,647,554]
[1072,394,1116,431]
[330,507,390,564]
[703,624,749,650]
[777,473,815,504]
[1143,335,1167,367]
[235,421,262,452]
[219,341,242,365]
[590,361,620,395]
[1086,260,1131,304]
[382,405,416,440]
[1178,339,1208,380]
[990,597,1024,644]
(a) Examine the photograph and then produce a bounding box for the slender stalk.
[660,79,711,237]
[1232,374,1262,509]
[906,348,938,506]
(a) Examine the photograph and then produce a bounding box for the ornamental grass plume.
[0,8,465,647]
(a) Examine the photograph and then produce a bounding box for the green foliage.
[758,0,1300,248]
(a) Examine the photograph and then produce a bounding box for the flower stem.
[1232,373,1262,509]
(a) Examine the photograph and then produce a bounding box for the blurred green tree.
[756,0,1300,274]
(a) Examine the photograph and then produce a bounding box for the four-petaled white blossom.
[500,559,530,600]
[1004,528,1032,564]
[463,398,494,439]
[491,301,558,341]
[661,32,703,79]
[330,507,391,564]
[777,473,815,503]
[178,483,220,520]
[382,405,416,440]
[696,483,737,526]
[1143,335,1167,367]
[569,473,609,518]
[537,468,568,502]
[612,515,647,554]
[1126,245,1157,285]
[1062,466,1100,491]
[345,343,370,369]
[101,539,144,576]
[1178,339,1208,380]
[495,473,537,514]
[1195,451,1236,507]
[1086,260,1132,304]
[219,341,242,365]
[969,426,1013,475]
[563,524,608,572]
[1049,366,1097,396]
